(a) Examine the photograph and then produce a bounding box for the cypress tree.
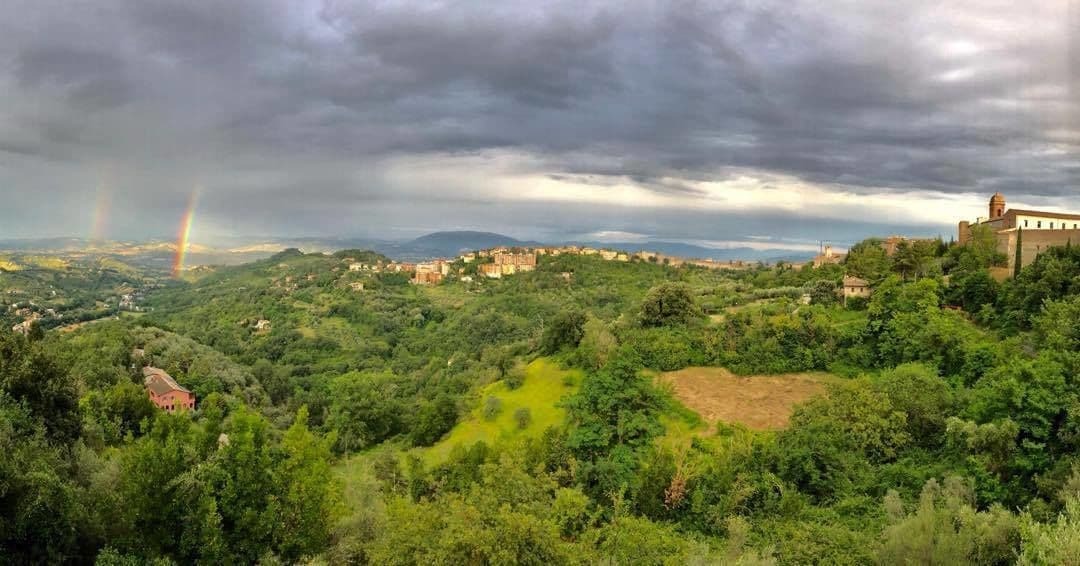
[1013,227,1023,278]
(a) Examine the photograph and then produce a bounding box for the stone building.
[812,245,846,267]
[959,193,1080,271]
[842,276,871,305]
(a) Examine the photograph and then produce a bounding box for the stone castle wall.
[997,229,1080,271]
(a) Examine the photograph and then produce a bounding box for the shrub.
[514,407,533,430]
[504,366,526,390]
[483,396,503,421]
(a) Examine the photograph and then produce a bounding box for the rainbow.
[90,182,111,242]
[171,188,200,278]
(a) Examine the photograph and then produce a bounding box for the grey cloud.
[0,0,1078,242]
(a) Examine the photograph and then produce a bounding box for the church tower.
[990,192,1006,218]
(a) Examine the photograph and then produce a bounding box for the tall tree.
[1014,227,1024,278]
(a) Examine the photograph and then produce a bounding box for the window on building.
[1051,222,1055,229]
[1038,221,1042,228]
[1024,220,1029,227]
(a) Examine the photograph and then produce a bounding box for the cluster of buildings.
[7,301,60,335]
[812,236,939,269]
[959,192,1080,274]
[837,193,1080,304]
[479,252,537,279]
[339,244,761,288]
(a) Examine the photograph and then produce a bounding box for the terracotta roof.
[843,275,869,287]
[1006,209,1080,222]
[142,367,190,395]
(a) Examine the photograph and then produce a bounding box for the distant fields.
[660,367,838,430]
[422,357,582,464]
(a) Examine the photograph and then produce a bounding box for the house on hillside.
[842,276,871,305]
[143,367,195,412]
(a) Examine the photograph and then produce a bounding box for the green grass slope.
[423,358,582,464]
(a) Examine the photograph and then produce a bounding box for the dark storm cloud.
[0,0,1078,241]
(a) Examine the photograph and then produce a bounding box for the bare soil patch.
[659,367,833,430]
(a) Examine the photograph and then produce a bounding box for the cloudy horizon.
[1,0,1078,251]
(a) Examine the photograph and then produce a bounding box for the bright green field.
[421,357,582,465]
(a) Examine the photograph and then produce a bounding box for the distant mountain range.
[0,231,816,265]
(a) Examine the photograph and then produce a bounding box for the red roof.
[142,367,190,396]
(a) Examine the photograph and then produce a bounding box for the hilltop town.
[343,245,756,287]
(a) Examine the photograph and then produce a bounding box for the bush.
[504,365,526,390]
[483,396,503,421]
[514,407,533,430]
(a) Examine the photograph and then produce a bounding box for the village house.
[254,319,272,331]
[843,276,871,305]
[349,282,365,291]
[460,253,476,263]
[143,367,195,412]
[600,250,619,261]
[959,193,1080,273]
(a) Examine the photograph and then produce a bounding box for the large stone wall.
[997,228,1080,271]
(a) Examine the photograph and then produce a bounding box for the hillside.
[6,239,1080,563]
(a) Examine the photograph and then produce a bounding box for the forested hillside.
[4,239,1080,564]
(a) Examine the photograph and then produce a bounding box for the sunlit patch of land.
[422,358,582,465]
[660,367,839,430]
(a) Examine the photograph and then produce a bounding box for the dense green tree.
[0,332,81,444]
[327,371,406,452]
[273,406,340,561]
[947,269,999,314]
[948,224,1007,274]
[845,238,892,283]
[874,363,953,445]
[81,380,156,446]
[807,279,839,306]
[638,283,701,327]
[540,310,587,354]
[998,245,1080,330]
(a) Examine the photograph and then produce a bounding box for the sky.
[0,0,1078,252]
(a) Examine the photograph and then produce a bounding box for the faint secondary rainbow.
[90,177,112,242]
[171,188,201,278]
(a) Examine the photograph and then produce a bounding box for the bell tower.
[990,193,1006,218]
